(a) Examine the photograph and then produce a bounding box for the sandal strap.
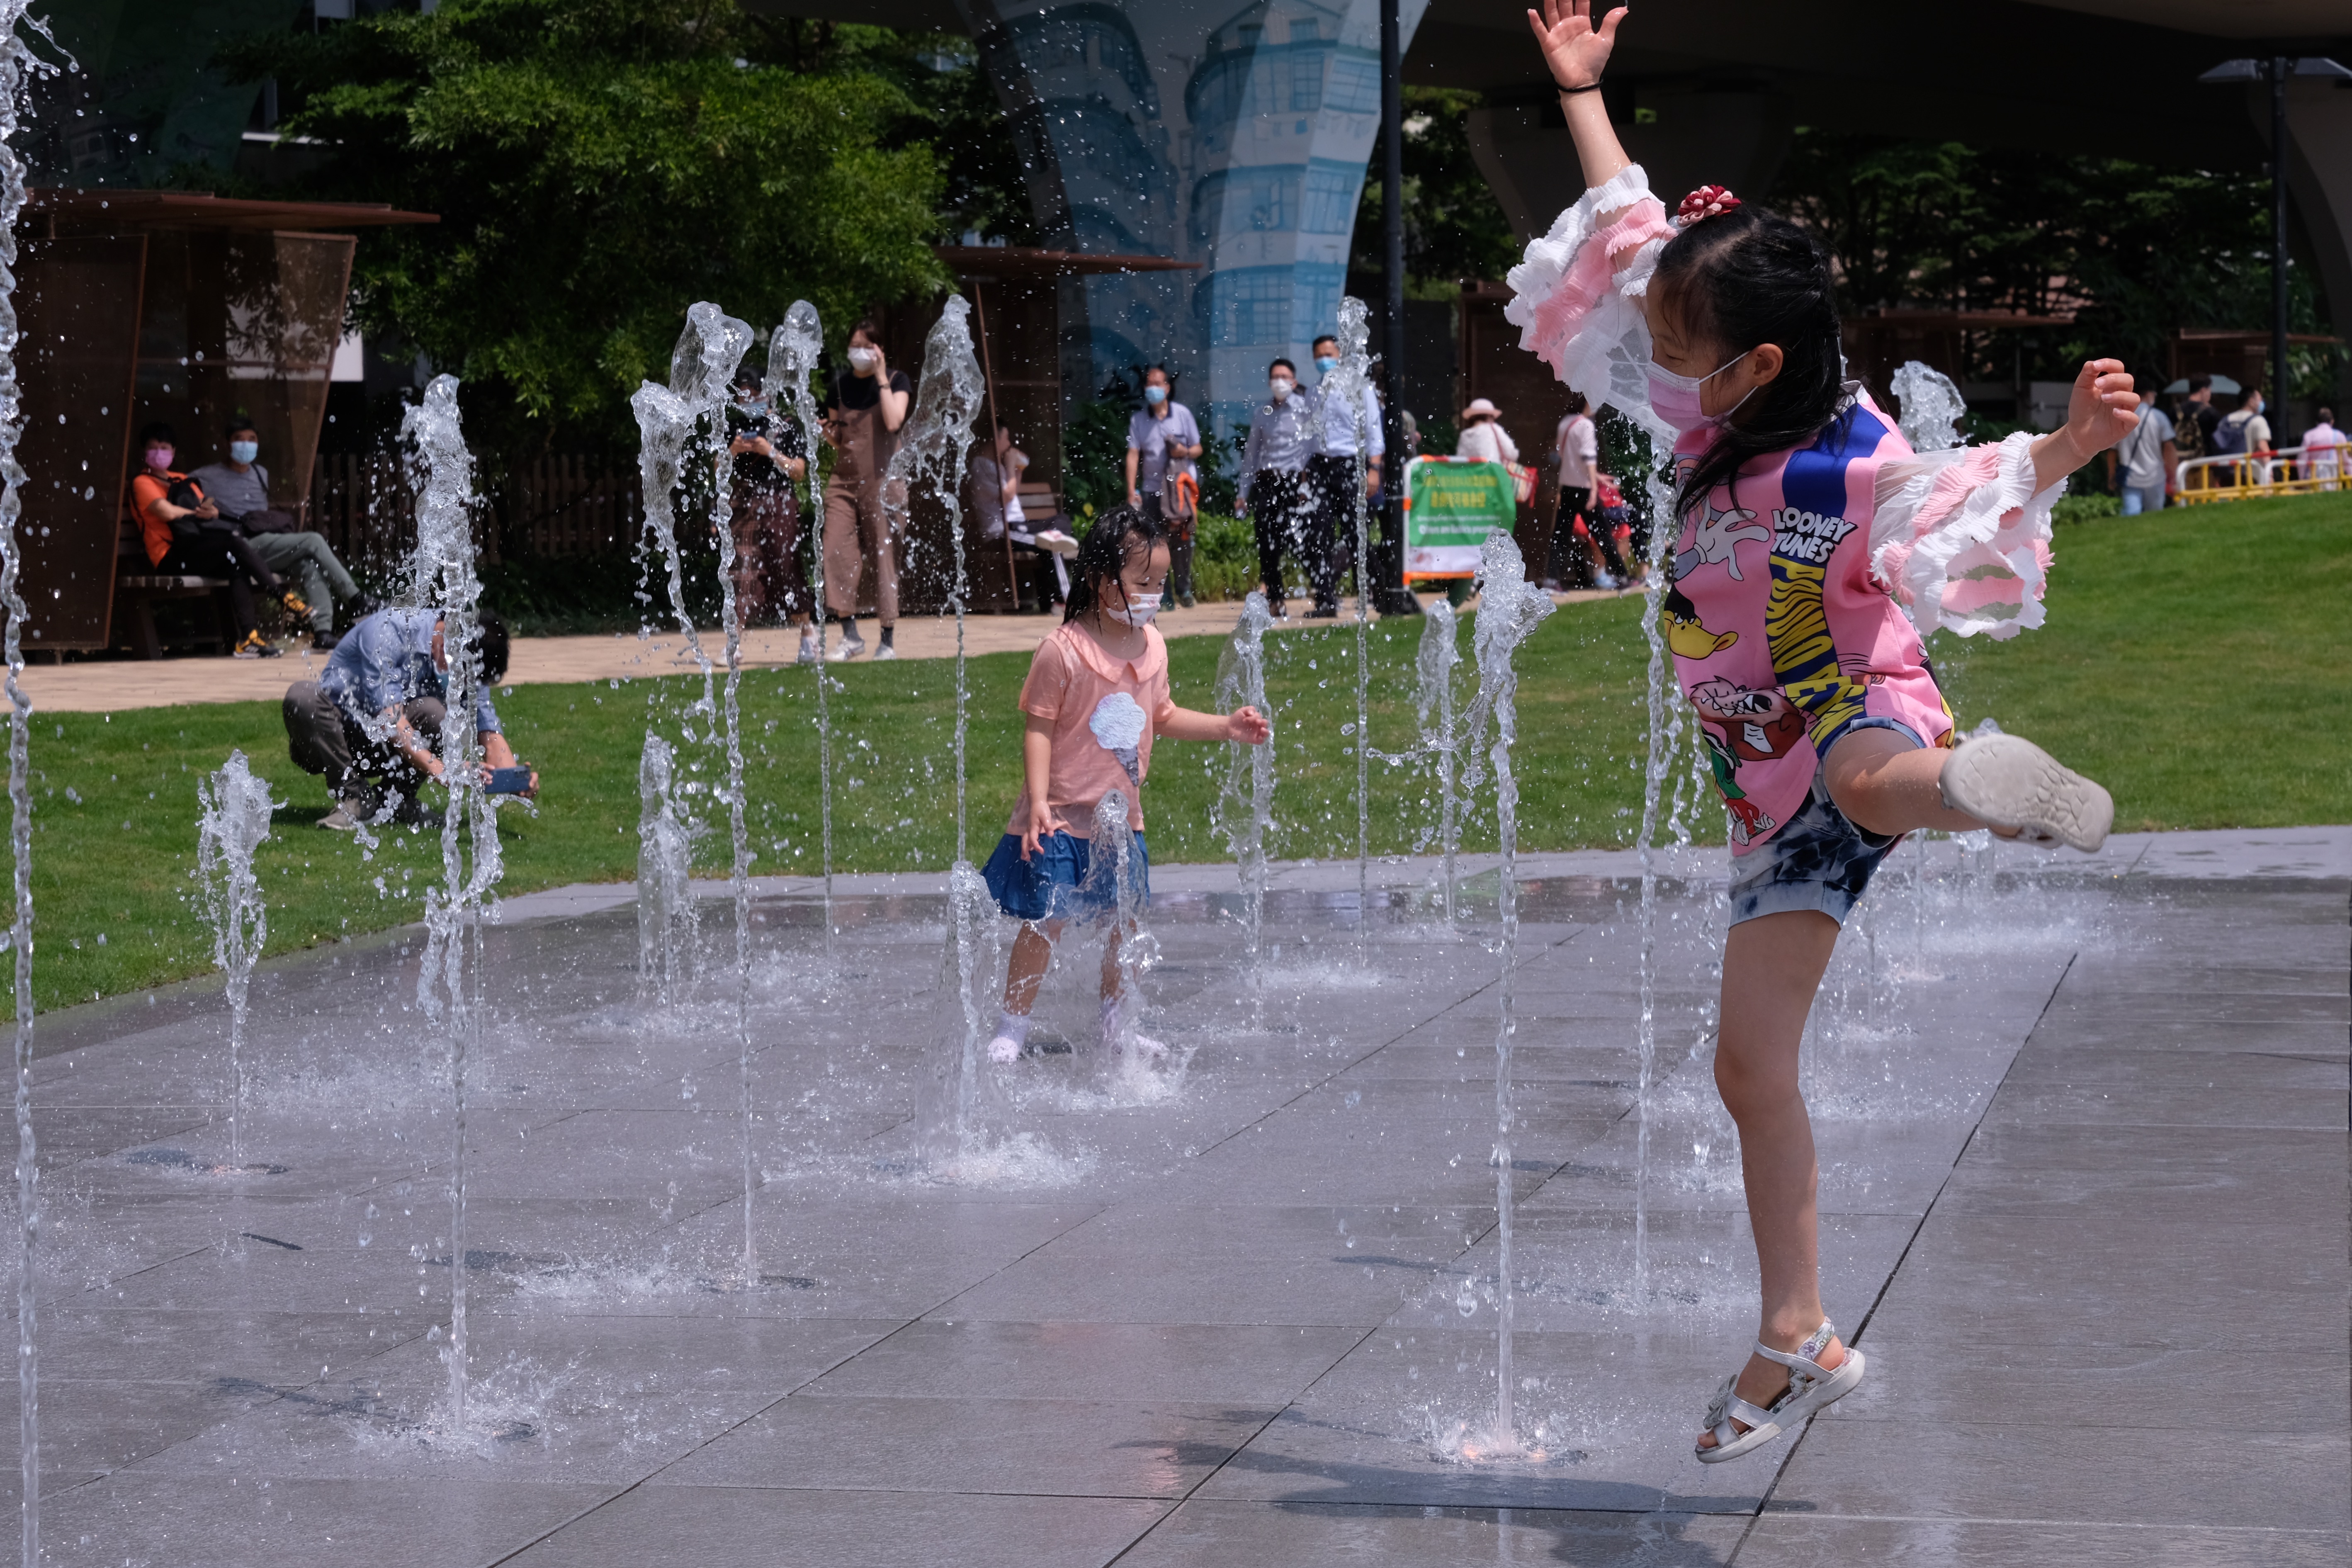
[1753,1320,1839,1385]
[1719,1395,1777,1431]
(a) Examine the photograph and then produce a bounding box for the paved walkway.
[7,829,2345,1565]
[23,588,1627,715]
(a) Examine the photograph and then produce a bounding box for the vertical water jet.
[1212,593,1276,989]
[1413,600,1461,919]
[766,305,833,945]
[197,753,273,1165]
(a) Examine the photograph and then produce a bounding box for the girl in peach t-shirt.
[982,507,1268,1064]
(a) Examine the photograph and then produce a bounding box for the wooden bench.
[115,514,234,660]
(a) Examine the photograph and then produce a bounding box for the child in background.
[983,507,1269,1063]
[1519,0,2132,1466]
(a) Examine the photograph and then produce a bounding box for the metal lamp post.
[2200,55,2352,430]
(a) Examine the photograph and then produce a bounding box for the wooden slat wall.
[308,452,649,575]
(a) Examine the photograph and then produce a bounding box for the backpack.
[2209,412,2249,456]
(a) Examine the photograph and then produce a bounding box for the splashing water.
[403,374,504,1433]
[1320,296,1378,943]
[632,303,761,1287]
[1890,361,1968,452]
[1413,599,1462,919]
[1211,592,1276,988]
[1085,790,1160,1070]
[635,734,696,1005]
[925,860,1006,1165]
[1458,531,1555,1454]
[1630,428,1682,1306]
[765,304,833,943]
[197,753,273,1164]
[881,296,984,861]
[0,17,62,1555]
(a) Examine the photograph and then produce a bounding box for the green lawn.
[21,489,2349,1016]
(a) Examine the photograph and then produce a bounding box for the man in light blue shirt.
[1238,357,1320,616]
[283,606,532,829]
[1305,332,1385,617]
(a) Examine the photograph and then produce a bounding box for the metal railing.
[2172,443,2348,503]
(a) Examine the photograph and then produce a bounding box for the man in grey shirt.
[189,420,369,649]
[1237,357,1318,616]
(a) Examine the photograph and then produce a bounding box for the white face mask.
[1109,590,1161,627]
[1269,377,1294,402]
[228,439,258,464]
[847,346,878,372]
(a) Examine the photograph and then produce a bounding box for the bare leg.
[1698,907,1849,1448]
[1822,727,2009,839]
[1001,920,1062,1015]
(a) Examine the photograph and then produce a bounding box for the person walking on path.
[1545,390,1615,588]
[725,370,816,664]
[1237,357,1320,616]
[131,422,308,659]
[2214,385,2272,486]
[821,319,910,661]
[2304,407,2345,489]
[1305,331,1385,617]
[979,506,1268,1065]
[1123,366,1204,606]
[1522,0,2126,1469]
[189,419,371,650]
[1455,397,1520,465]
[2103,379,2176,515]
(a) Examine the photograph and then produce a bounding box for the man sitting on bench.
[130,421,308,659]
[189,419,372,651]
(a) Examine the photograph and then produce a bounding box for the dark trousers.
[154,527,285,637]
[1307,452,1374,608]
[730,483,809,626]
[1248,468,1324,609]
[284,681,446,797]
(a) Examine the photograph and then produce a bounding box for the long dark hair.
[1652,204,1854,523]
[1066,505,1165,624]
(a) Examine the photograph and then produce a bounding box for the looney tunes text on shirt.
[1771,508,1857,564]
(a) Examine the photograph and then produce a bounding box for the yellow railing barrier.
[2172,444,2347,503]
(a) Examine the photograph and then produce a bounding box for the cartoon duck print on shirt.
[1661,585,1737,659]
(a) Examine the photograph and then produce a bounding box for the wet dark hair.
[1065,505,1166,625]
[140,421,176,445]
[1652,204,1853,523]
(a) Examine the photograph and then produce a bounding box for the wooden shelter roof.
[25,188,438,234]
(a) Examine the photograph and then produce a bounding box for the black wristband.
[1559,80,1604,95]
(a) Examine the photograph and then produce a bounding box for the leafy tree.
[1349,86,1520,295]
[221,0,950,455]
[1775,131,2340,396]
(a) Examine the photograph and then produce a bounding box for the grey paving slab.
[1734,1516,2350,1568]
[0,833,2339,1565]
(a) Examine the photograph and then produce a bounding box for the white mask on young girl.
[1109,591,1161,627]
[1647,349,1756,436]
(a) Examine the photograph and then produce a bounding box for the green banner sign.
[1403,457,1515,579]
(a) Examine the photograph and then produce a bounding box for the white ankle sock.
[996,1011,1032,1047]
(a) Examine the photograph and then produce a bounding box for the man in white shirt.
[1239,357,1319,616]
[1303,332,1384,618]
[2103,382,2176,516]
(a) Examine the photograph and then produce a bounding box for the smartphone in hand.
[485,766,534,796]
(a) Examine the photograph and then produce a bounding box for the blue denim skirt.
[981,829,1151,923]
[1726,777,1902,927]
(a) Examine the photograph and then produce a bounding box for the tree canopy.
[224,0,952,453]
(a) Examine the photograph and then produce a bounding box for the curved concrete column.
[961,0,1427,437]
[2282,78,2352,409]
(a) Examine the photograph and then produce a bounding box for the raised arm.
[2031,360,2139,496]
[1528,2,1633,204]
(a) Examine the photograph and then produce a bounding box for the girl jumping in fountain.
[983,507,1269,1065]
[1518,1,2132,1464]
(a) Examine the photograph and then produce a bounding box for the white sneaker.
[986,1034,1022,1065]
[873,643,898,661]
[1938,733,2113,852]
[828,637,865,663]
[795,635,820,666]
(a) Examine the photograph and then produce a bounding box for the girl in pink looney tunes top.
[980,506,1270,1065]
[1516,1,2135,1465]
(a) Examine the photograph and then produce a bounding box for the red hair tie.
[1677,185,1742,226]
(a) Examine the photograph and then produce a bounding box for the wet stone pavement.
[6,828,2346,1566]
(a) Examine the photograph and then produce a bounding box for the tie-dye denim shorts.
[1726,773,1902,926]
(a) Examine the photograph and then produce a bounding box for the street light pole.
[2270,56,2289,425]
[1377,0,1416,614]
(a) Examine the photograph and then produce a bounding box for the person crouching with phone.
[283,606,537,831]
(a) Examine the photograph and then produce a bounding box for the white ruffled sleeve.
[1868,432,2064,640]
[1502,165,1678,445]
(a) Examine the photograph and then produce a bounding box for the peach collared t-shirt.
[1006,620,1177,838]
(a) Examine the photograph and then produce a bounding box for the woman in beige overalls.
[819,320,911,661]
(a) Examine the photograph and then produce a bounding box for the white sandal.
[1694,1320,1865,1465]
[1938,732,2113,852]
